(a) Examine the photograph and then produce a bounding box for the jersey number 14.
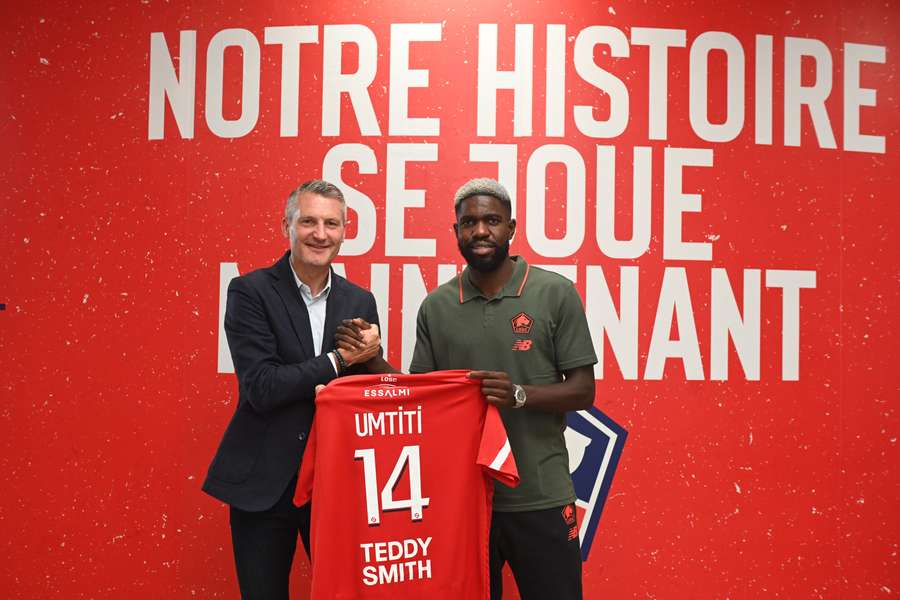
[354,445,431,525]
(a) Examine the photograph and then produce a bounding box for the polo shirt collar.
[458,256,531,303]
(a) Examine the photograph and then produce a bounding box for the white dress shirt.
[289,255,338,374]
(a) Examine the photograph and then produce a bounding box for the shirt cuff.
[327,352,339,375]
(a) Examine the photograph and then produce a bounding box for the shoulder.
[420,275,460,311]
[228,260,279,293]
[522,265,584,310]
[524,265,577,291]
[332,271,375,301]
[526,265,570,284]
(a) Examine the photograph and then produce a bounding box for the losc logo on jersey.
[564,407,628,561]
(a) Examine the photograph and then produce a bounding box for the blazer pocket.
[209,411,268,484]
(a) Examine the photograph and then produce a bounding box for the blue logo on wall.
[565,407,628,561]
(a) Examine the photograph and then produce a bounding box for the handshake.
[334,318,381,369]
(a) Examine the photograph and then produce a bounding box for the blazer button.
[298,433,305,441]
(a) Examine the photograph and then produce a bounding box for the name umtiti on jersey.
[354,405,422,437]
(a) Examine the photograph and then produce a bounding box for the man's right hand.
[468,370,516,408]
[336,319,381,366]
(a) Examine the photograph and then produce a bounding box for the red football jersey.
[295,370,519,599]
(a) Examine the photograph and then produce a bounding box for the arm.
[407,303,437,375]
[224,277,336,414]
[468,365,595,412]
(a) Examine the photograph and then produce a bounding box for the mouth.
[468,243,495,256]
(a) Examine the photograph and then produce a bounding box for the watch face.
[514,385,526,405]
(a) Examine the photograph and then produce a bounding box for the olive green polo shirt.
[410,257,597,511]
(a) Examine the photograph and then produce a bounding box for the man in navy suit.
[203,179,382,599]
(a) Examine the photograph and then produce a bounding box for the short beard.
[459,240,510,273]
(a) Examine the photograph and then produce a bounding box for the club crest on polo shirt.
[510,312,534,334]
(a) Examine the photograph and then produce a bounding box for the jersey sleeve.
[293,419,318,507]
[476,404,519,487]
[553,282,599,371]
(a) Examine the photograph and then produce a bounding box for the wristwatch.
[512,384,527,409]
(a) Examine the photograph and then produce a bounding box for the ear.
[508,218,517,239]
[281,217,290,238]
[453,223,460,237]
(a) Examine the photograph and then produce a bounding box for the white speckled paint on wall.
[2,0,898,598]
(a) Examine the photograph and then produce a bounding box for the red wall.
[3,0,898,597]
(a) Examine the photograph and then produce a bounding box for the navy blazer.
[203,251,379,511]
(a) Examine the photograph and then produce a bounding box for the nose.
[312,221,327,239]
[472,220,490,238]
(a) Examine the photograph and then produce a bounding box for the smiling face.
[282,192,345,270]
[454,194,516,273]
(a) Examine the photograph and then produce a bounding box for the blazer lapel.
[322,271,347,353]
[271,253,315,358]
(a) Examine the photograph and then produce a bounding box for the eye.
[325,219,341,228]
[487,216,502,226]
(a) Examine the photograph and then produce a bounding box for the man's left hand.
[336,319,381,365]
[335,318,369,350]
[468,370,515,408]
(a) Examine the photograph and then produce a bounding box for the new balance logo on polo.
[511,340,532,351]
